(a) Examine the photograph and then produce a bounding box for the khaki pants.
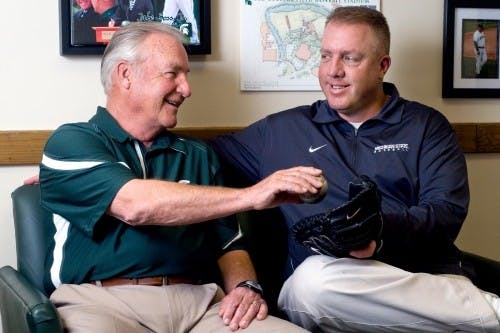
[50,283,308,332]
[278,256,500,333]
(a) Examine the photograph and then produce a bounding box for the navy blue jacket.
[210,83,470,278]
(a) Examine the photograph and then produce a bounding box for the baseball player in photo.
[473,23,487,76]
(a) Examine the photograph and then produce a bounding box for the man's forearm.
[108,166,324,226]
[218,250,258,293]
[109,178,255,226]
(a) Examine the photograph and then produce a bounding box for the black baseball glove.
[292,175,383,258]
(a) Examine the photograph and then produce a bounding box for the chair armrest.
[0,266,62,333]
[462,252,500,296]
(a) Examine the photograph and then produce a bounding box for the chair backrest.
[11,184,55,296]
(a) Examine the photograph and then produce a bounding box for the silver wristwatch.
[236,280,263,296]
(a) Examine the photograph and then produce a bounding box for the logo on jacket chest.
[308,144,328,153]
[373,144,409,154]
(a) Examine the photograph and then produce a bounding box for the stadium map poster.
[240,0,380,91]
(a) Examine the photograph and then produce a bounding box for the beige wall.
[0,0,499,322]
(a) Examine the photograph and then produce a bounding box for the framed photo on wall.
[59,0,211,55]
[442,0,500,98]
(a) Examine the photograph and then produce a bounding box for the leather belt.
[90,275,200,287]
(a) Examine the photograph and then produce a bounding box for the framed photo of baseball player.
[442,0,500,98]
[59,0,211,55]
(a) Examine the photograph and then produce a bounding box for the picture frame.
[59,0,211,56]
[442,0,500,98]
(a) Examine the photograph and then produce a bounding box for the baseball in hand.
[300,175,328,203]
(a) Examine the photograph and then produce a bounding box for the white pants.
[476,48,487,75]
[278,255,500,332]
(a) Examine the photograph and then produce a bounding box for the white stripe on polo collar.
[134,141,147,179]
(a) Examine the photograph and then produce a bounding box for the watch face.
[246,281,258,288]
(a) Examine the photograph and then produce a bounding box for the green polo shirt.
[40,107,244,290]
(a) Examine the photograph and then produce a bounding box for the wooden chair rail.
[1,124,499,165]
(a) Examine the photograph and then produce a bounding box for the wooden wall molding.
[1,124,499,165]
[0,128,240,165]
[453,123,500,153]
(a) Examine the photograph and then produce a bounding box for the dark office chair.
[0,184,62,333]
[1,184,499,333]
